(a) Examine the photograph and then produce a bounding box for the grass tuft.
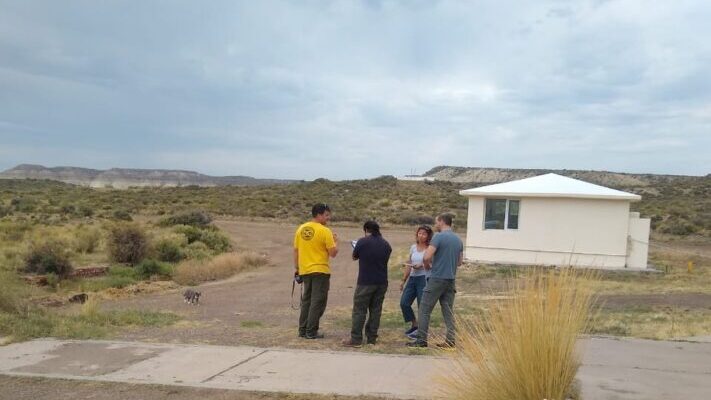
[439,268,597,400]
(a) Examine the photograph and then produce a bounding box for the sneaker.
[404,326,418,336]
[341,338,362,347]
[304,332,325,340]
[435,341,456,349]
[406,340,428,348]
[366,338,377,345]
[406,329,419,340]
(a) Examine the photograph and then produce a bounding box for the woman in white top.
[399,225,433,338]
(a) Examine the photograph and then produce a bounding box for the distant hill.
[419,166,704,188]
[0,164,297,188]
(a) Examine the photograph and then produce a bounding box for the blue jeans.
[400,275,427,323]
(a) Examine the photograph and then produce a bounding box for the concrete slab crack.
[200,350,268,383]
[583,363,711,375]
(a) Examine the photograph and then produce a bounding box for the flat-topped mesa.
[420,165,704,187]
[0,164,296,188]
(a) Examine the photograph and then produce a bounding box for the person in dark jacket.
[342,220,392,347]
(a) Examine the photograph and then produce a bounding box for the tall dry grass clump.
[440,268,597,400]
[0,270,31,314]
[173,252,267,285]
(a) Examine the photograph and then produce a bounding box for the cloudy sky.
[1,1,709,179]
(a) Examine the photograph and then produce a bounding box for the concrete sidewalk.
[0,339,438,399]
[0,337,709,399]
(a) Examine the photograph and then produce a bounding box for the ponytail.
[363,220,381,237]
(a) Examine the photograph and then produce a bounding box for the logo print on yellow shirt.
[301,226,315,241]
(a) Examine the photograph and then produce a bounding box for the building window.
[484,199,520,230]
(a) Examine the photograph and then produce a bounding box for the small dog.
[183,289,201,305]
[69,293,88,304]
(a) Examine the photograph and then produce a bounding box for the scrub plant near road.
[440,268,597,400]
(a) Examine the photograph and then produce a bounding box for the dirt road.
[113,220,420,349]
[109,220,711,350]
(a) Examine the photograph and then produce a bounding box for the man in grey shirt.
[407,213,463,348]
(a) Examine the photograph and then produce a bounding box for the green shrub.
[11,197,36,213]
[108,265,138,279]
[174,225,231,252]
[135,259,173,279]
[107,223,148,265]
[153,235,185,262]
[160,210,212,227]
[175,225,202,243]
[24,239,74,277]
[112,210,133,221]
[183,241,211,260]
[198,228,232,252]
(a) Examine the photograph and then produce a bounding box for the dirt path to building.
[106,221,711,351]
[110,220,419,350]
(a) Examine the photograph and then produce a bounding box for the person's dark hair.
[437,213,454,227]
[363,220,381,237]
[416,225,433,245]
[312,203,331,217]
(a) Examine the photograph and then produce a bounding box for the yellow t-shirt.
[294,221,336,275]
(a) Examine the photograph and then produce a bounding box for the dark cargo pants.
[299,273,330,337]
[350,284,388,344]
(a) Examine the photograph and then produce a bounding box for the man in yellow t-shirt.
[294,203,339,339]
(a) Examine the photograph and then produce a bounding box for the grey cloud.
[0,0,709,179]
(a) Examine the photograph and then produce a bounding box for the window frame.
[483,198,521,231]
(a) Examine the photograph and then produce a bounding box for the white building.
[459,173,650,269]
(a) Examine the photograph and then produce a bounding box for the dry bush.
[439,268,597,400]
[24,239,74,277]
[107,223,148,265]
[173,252,267,285]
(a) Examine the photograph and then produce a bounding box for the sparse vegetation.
[0,269,30,314]
[589,306,711,339]
[160,210,212,227]
[0,175,708,352]
[0,264,179,343]
[173,252,267,285]
[0,307,180,343]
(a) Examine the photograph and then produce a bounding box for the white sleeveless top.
[409,244,429,277]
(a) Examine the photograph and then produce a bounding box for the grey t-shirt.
[430,230,463,280]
